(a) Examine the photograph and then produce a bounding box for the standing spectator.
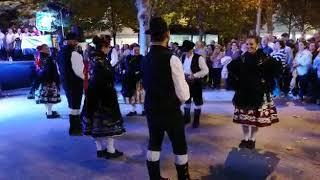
[312,48,320,105]
[309,41,318,61]
[271,40,290,97]
[240,42,248,55]
[0,29,5,60]
[122,43,145,116]
[5,28,15,61]
[210,44,224,89]
[171,42,182,57]
[194,41,207,59]
[13,28,23,60]
[292,41,312,101]
[206,44,214,88]
[22,27,30,37]
[36,44,61,118]
[222,41,241,89]
[260,37,273,55]
[31,27,41,36]
[227,36,280,149]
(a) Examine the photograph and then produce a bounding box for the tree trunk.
[255,0,262,36]
[136,0,150,55]
[199,29,204,41]
[288,12,293,38]
[112,32,117,46]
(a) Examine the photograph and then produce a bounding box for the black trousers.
[278,68,292,95]
[313,78,320,100]
[212,68,222,89]
[292,74,309,99]
[185,81,203,106]
[29,66,41,94]
[147,111,187,155]
[63,82,83,109]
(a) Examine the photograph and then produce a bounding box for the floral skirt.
[233,94,279,127]
[37,82,61,104]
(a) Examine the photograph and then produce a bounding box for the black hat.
[181,40,195,52]
[145,17,169,35]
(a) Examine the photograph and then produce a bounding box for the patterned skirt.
[233,93,279,127]
[37,82,61,104]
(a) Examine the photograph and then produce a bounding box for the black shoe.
[52,111,59,116]
[175,162,193,180]
[192,109,201,128]
[46,113,60,119]
[247,140,256,149]
[126,111,137,116]
[238,140,249,148]
[184,107,191,124]
[146,160,170,180]
[105,149,124,159]
[27,93,35,99]
[69,115,83,136]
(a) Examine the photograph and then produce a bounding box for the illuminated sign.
[36,12,54,32]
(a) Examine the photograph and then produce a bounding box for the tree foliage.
[276,0,320,33]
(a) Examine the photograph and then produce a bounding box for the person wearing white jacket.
[292,41,312,100]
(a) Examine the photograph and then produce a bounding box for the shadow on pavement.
[202,148,280,180]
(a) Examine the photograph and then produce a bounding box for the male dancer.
[143,17,194,180]
[57,32,84,136]
[181,40,209,128]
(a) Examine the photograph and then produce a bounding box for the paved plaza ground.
[0,89,319,180]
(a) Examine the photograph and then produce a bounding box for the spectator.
[271,40,290,97]
[22,27,30,37]
[5,28,15,61]
[312,48,320,105]
[210,44,224,89]
[260,36,273,55]
[292,41,312,101]
[0,29,5,60]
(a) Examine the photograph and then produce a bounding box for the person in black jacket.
[36,44,61,118]
[122,43,145,116]
[227,36,281,150]
[82,35,125,159]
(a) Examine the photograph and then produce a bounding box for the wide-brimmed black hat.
[145,17,169,35]
[181,40,195,52]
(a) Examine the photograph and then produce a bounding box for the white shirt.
[170,55,190,103]
[183,53,209,78]
[0,32,4,47]
[296,49,312,76]
[285,46,293,66]
[110,48,119,67]
[71,51,85,79]
[5,33,15,44]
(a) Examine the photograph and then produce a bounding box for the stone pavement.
[0,90,319,180]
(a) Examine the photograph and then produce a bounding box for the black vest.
[143,45,181,114]
[57,45,83,89]
[182,53,201,74]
